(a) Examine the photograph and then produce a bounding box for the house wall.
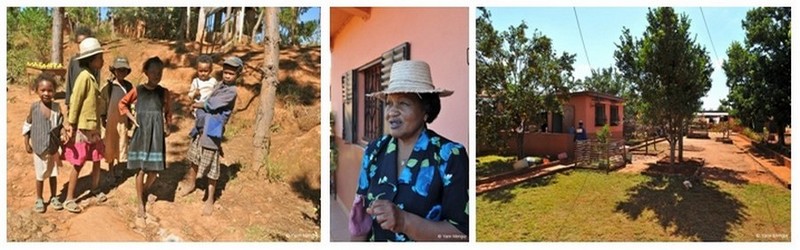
[568,95,624,140]
[507,132,575,159]
[331,7,469,210]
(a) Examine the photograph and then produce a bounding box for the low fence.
[574,139,628,172]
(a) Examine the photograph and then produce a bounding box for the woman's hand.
[127,113,140,128]
[366,199,406,233]
[192,102,204,109]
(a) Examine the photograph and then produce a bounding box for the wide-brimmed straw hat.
[75,37,105,60]
[366,60,453,99]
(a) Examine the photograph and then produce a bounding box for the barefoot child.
[180,57,241,216]
[24,73,64,213]
[101,56,133,183]
[119,56,172,224]
[188,55,217,118]
[64,37,107,213]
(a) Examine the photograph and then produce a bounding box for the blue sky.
[484,7,753,110]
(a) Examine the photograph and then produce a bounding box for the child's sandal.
[64,200,82,213]
[33,198,45,213]
[50,197,63,210]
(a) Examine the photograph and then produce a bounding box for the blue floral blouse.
[356,129,469,242]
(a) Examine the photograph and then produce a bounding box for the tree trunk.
[51,7,64,64]
[250,7,264,45]
[252,7,281,169]
[213,10,222,42]
[777,125,786,147]
[223,7,232,41]
[289,7,298,46]
[678,131,684,162]
[185,7,191,40]
[236,7,245,43]
[668,137,676,165]
[195,7,206,43]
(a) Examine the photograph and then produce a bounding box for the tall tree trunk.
[177,8,186,43]
[678,130,684,162]
[51,7,64,64]
[250,7,264,45]
[253,7,281,168]
[289,7,298,46]
[777,125,786,147]
[195,7,206,43]
[223,7,232,41]
[213,10,222,42]
[236,7,245,43]
[185,7,191,40]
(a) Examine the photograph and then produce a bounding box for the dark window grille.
[610,105,620,126]
[595,103,606,127]
[362,64,383,142]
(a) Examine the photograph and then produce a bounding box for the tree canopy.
[476,7,576,156]
[723,7,791,146]
[614,7,714,164]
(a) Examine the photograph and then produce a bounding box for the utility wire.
[573,7,592,69]
[699,7,720,63]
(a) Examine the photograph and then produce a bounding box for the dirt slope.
[6,38,321,242]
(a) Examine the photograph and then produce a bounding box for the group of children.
[23,34,241,222]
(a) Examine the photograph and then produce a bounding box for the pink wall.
[569,95,624,139]
[331,7,469,209]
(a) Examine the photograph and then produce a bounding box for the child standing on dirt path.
[101,56,134,184]
[188,54,218,118]
[179,56,241,216]
[64,37,108,214]
[24,73,65,213]
[119,56,172,226]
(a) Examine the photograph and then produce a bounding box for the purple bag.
[349,194,372,237]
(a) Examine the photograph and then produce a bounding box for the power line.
[573,7,592,69]
[699,7,720,63]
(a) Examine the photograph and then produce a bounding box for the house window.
[361,63,383,142]
[595,103,606,127]
[610,105,620,126]
[341,42,410,145]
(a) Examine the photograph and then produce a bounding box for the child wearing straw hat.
[63,37,108,213]
[100,56,134,183]
[349,60,469,242]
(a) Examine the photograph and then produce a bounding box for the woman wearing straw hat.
[63,37,108,213]
[349,60,468,241]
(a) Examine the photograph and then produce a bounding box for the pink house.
[505,91,625,159]
[330,7,469,218]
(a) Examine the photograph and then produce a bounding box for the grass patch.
[244,225,270,241]
[477,155,516,179]
[477,170,790,242]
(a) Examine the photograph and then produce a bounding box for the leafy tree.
[7,7,51,83]
[278,7,319,47]
[723,7,791,146]
[615,7,713,164]
[476,7,575,158]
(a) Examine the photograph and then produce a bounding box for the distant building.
[697,111,730,124]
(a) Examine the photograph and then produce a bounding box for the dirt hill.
[6,38,321,242]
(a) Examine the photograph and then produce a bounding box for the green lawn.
[477,170,791,242]
[477,155,516,179]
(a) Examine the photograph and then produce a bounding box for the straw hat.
[75,37,105,60]
[367,60,453,99]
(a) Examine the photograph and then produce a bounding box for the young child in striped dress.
[23,73,64,213]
